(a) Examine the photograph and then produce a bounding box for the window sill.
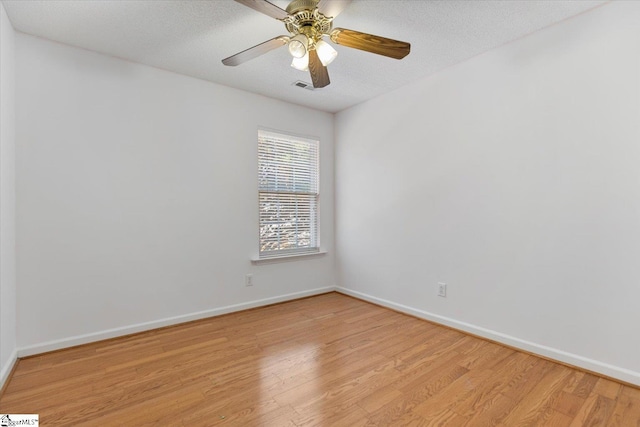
[251,251,327,265]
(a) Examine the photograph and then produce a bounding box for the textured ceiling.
[2,0,607,113]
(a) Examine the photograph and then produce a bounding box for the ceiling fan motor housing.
[284,0,333,42]
[285,0,318,15]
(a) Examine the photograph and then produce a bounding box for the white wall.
[15,34,335,353]
[0,2,17,387]
[335,1,640,385]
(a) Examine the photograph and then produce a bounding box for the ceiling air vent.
[292,80,315,91]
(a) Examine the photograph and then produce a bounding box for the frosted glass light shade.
[315,40,337,66]
[288,34,308,58]
[291,53,309,71]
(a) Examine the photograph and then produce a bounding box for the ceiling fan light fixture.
[223,0,412,89]
[288,34,308,58]
[315,40,337,66]
[291,52,309,71]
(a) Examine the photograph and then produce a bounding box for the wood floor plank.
[392,332,469,372]
[273,351,389,407]
[499,364,574,425]
[365,363,470,425]
[545,410,574,427]
[569,392,600,427]
[464,392,519,427]
[292,399,370,427]
[357,350,467,414]
[573,372,600,398]
[592,377,622,400]
[452,351,533,418]
[411,368,496,420]
[552,391,586,418]
[581,394,616,427]
[609,387,640,427]
[1,292,638,426]
[357,387,404,414]
[10,356,41,377]
[384,410,429,427]
[563,371,585,393]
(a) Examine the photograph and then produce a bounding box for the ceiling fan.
[222,0,411,88]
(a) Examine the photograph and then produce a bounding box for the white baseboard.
[336,287,640,387]
[18,286,335,358]
[1,348,18,390]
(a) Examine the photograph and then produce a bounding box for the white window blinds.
[258,130,319,258]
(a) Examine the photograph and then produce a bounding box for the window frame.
[257,128,321,260]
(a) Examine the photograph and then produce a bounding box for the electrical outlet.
[245,274,253,286]
[438,282,447,297]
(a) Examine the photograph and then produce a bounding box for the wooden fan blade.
[330,28,410,59]
[317,0,352,19]
[222,36,289,66]
[308,49,330,88]
[234,0,289,20]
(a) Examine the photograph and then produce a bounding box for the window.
[258,129,319,258]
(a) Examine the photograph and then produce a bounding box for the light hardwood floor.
[1,292,639,426]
